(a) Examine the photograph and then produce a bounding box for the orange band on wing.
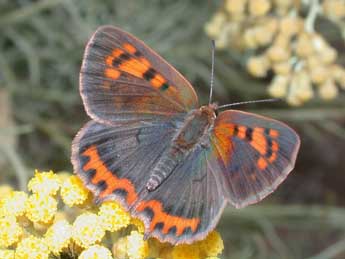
[82,145,138,205]
[81,146,200,239]
[103,46,177,93]
[136,200,200,236]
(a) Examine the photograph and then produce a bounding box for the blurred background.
[0,0,344,258]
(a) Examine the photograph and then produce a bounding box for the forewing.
[132,145,227,245]
[71,120,176,209]
[80,26,198,124]
[211,110,300,208]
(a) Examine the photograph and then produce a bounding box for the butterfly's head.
[199,103,218,121]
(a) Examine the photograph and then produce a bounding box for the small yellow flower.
[225,0,247,16]
[98,201,131,232]
[127,230,149,259]
[172,243,200,259]
[0,185,13,200]
[15,236,49,259]
[279,16,302,37]
[131,217,145,233]
[25,193,57,224]
[60,175,90,207]
[323,0,345,19]
[72,212,105,248]
[0,215,23,248]
[44,219,72,254]
[204,12,227,38]
[248,0,271,16]
[295,33,314,58]
[266,44,290,62]
[247,55,270,77]
[28,170,61,196]
[272,61,291,75]
[318,79,338,100]
[79,245,113,259]
[0,191,27,217]
[197,231,224,257]
[0,249,14,259]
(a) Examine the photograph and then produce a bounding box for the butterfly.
[71,26,300,245]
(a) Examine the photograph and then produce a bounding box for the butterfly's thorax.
[173,105,216,151]
[146,104,216,191]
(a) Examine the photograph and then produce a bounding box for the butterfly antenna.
[209,40,216,104]
[217,98,281,109]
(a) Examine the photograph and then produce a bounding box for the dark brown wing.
[211,110,300,208]
[80,26,199,125]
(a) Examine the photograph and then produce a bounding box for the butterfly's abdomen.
[146,153,179,191]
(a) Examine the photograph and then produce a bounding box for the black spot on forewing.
[143,68,156,81]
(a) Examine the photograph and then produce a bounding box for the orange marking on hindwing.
[269,129,279,138]
[272,140,279,152]
[268,152,277,163]
[123,43,137,54]
[268,140,279,163]
[82,145,137,205]
[213,123,235,165]
[257,157,268,170]
[250,128,267,155]
[136,200,200,236]
[105,68,120,79]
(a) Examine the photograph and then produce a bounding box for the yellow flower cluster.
[205,0,345,106]
[0,170,224,259]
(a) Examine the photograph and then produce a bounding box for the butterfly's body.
[147,104,216,191]
[72,26,300,244]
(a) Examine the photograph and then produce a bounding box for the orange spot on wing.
[150,74,166,89]
[268,152,277,163]
[250,128,267,155]
[136,200,200,236]
[112,48,124,58]
[123,43,137,54]
[82,145,137,205]
[105,56,114,66]
[269,129,279,138]
[272,140,279,152]
[257,157,268,170]
[237,126,247,139]
[105,68,120,79]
